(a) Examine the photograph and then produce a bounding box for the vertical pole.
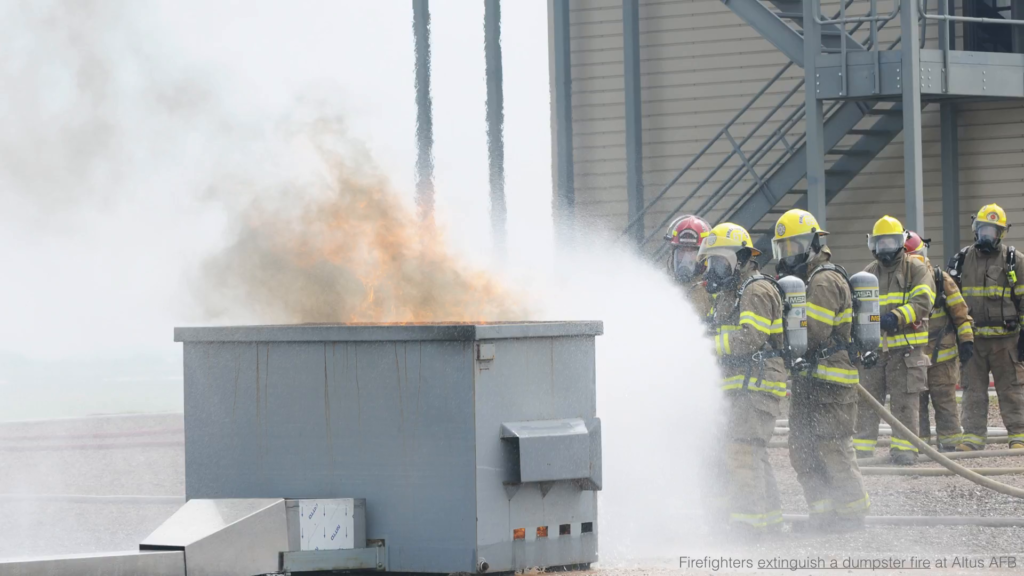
[485,0,506,257]
[552,0,575,243]
[804,0,827,229]
[413,0,435,222]
[623,0,644,246]
[901,0,925,236]
[941,103,960,263]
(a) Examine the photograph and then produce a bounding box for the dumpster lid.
[174,321,603,343]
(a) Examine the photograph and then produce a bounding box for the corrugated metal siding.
[561,0,1024,270]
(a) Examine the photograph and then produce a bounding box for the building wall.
[556,0,1024,271]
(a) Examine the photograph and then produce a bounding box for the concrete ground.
[0,414,183,559]
[0,410,1022,574]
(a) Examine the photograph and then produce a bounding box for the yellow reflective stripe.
[932,308,947,318]
[806,303,836,325]
[880,331,929,347]
[961,433,985,445]
[809,499,834,514]
[721,375,787,397]
[890,438,918,453]
[852,439,876,452]
[896,304,916,324]
[812,365,860,384]
[956,322,973,338]
[835,308,853,325]
[879,293,905,305]
[715,333,731,356]
[909,284,936,306]
[765,510,783,525]
[934,346,959,363]
[937,434,962,445]
[1015,285,1024,297]
[1008,433,1024,442]
[729,513,767,528]
[976,325,1017,337]
[836,494,870,515]
[739,311,772,334]
[945,292,965,306]
[962,285,1012,298]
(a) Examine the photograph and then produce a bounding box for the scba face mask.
[703,254,737,294]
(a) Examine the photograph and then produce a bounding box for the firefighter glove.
[880,312,899,334]
[959,341,974,365]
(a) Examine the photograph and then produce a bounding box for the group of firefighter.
[665,204,1024,536]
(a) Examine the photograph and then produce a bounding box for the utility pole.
[413,0,435,221]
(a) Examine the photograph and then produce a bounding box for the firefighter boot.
[890,450,917,466]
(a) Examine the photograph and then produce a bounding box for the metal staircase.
[625,0,1024,262]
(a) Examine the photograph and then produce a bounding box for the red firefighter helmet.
[665,215,711,246]
[664,215,711,282]
[904,230,930,258]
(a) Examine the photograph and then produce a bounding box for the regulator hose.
[854,382,1024,499]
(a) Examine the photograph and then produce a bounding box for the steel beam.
[485,0,506,256]
[724,0,805,67]
[941,103,960,263]
[804,0,827,228]
[552,0,575,242]
[901,0,925,236]
[623,0,644,246]
[413,0,435,221]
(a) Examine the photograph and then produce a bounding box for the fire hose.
[854,382,1024,499]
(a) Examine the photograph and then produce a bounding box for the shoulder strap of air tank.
[1008,246,1020,307]
[934,265,945,306]
[948,246,970,285]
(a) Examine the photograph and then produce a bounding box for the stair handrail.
[919,0,1024,93]
[717,32,906,225]
[615,62,797,244]
[646,16,905,261]
[624,0,906,251]
[619,0,868,244]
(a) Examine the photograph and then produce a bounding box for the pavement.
[1,410,1023,575]
[0,413,183,559]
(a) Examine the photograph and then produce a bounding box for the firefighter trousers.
[918,359,964,449]
[788,377,869,518]
[854,349,929,455]
[724,391,781,531]
[961,336,1024,448]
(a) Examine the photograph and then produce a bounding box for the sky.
[0,0,553,362]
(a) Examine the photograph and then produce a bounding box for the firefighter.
[905,232,972,452]
[664,215,713,319]
[948,204,1024,451]
[699,222,785,535]
[772,209,869,531]
[853,216,935,465]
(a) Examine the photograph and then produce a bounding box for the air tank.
[850,271,881,351]
[777,275,807,357]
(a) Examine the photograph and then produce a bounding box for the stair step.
[827,148,873,156]
[787,189,807,195]
[848,129,892,136]
[827,168,855,176]
[750,228,775,236]
[865,108,903,116]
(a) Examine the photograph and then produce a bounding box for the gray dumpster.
[174,322,603,574]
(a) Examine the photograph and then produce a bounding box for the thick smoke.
[195,124,528,324]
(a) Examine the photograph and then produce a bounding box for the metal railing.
[919,0,1024,93]
[817,0,900,97]
[623,0,899,260]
